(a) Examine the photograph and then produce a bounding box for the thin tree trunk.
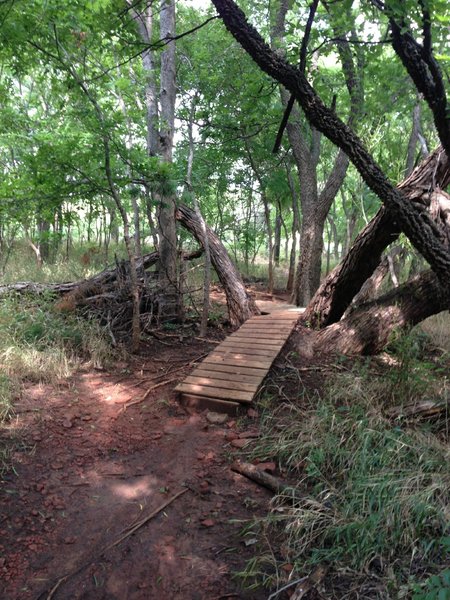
[262,192,274,294]
[157,0,179,320]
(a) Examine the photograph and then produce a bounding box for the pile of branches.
[0,248,203,343]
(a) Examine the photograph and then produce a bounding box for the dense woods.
[0,0,448,350]
[1,2,450,599]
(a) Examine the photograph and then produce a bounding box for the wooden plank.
[214,346,279,358]
[237,327,292,334]
[179,393,241,415]
[237,322,292,328]
[220,336,283,345]
[183,375,258,393]
[176,383,254,403]
[229,334,287,342]
[219,340,283,350]
[204,354,272,370]
[192,362,270,377]
[241,321,294,327]
[176,302,300,408]
[190,368,265,385]
[233,328,290,335]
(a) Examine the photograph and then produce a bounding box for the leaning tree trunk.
[313,270,450,355]
[303,146,450,328]
[176,204,260,327]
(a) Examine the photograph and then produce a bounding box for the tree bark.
[271,0,360,306]
[313,270,449,355]
[303,146,450,328]
[175,204,260,327]
[156,0,180,321]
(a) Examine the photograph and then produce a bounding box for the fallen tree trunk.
[386,399,450,420]
[303,146,450,328]
[0,251,158,298]
[176,204,260,327]
[0,248,202,300]
[313,270,449,355]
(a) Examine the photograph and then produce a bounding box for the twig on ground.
[39,488,189,600]
[117,377,178,414]
[268,565,328,600]
[267,577,308,600]
[194,337,222,344]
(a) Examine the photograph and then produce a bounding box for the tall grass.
[240,347,450,597]
[0,294,115,381]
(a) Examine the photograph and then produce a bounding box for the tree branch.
[272,0,319,154]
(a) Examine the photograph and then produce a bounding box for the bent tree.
[211,0,450,353]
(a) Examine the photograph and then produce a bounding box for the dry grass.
[420,312,450,354]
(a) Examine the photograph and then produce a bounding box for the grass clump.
[0,294,115,382]
[242,352,450,598]
[0,373,15,422]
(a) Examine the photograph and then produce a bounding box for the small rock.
[238,430,259,439]
[199,480,210,493]
[206,411,228,425]
[201,519,215,528]
[225,432,239,442]
[62,419,73,429]
[231,438,250,449]
[64,537,76,544]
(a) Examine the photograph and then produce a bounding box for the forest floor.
[0,289,297,600]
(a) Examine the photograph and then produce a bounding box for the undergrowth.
[0,293,116,472]
[239,330,450,599]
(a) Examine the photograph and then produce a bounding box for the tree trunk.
[211,0,450,290]
[175,204,260,327]
[273,201,281,267]
[261,192,274,294]
[156,0,180,321]
[313,270,449,355]
[286,161,300,292]
[303,146,450,328]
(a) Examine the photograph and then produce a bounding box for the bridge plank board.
[175,304,301,410]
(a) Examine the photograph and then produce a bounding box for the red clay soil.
[0,337,272,600]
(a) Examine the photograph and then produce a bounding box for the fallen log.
[313,270,450,355]
[303,146,450,328]
[231,461,292,495]
[386,399,449,419]
[176,204,260,327]
[0,248,202,300]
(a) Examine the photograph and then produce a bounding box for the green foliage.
[413,572,450,599]
[386,328,440,403]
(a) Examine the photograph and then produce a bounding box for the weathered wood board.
[175,305,302,412]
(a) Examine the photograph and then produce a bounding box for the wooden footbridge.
[175,305,303,414]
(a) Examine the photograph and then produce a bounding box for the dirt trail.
[0,337,272,600]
